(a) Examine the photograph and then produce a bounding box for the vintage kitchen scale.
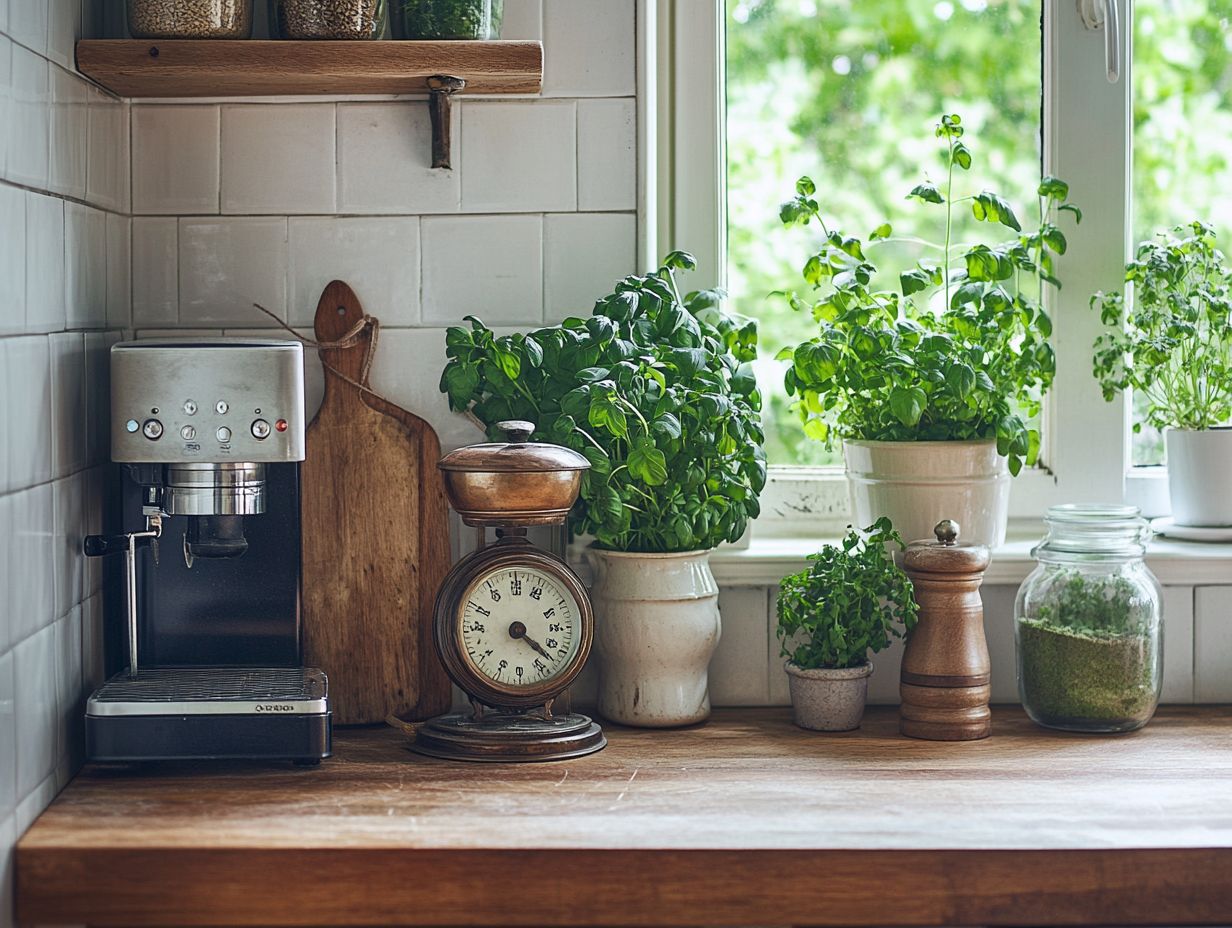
[411,421,606,762]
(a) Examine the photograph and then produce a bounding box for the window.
[1130,0,1232,466]
[726,0,1045,468]
[651,0,1219,532]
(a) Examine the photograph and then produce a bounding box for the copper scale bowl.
[438,421,590,527]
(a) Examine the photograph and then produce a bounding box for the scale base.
[411,711,605,762]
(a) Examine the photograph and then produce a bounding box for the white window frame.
[641,0,1166,538]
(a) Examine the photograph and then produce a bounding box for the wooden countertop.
[17,706,1232,927]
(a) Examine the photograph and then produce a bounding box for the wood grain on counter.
[17,706,1232,926]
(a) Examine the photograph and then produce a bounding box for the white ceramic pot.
[784,662,872,731]
[1166,428,1232,527]
[843,439,1010,547]
[586,547,720,728]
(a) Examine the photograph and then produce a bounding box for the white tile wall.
[460,101,577,213]
[86,87,129,212]
[542,0,636,97]
[132,217,179,325]
[49,64,86,200]
[1195,586,1232,702]
[8,43,48,187]
[288,217,420,326]
[0,181,24,337]
[577,99,637,211]
[65,202,106,329]
[24,192,65,332]
[2,9,128,925]
[421,215,543,325]
[180,217,288,323]
[220,104,335,215]
[543,212,637,322]
[132,105,220,215]
[337,103,460,214]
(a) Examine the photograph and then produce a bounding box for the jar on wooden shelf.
[1014,504,1163,734]
[271,0,386,39]
[127,0,254,38]
[390,0,502,39]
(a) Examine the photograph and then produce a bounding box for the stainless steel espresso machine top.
[84,338,331,763]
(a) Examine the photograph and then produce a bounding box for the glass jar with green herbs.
[391,0,502,39]
[271,0,386,39]
[1015,505,1163,733]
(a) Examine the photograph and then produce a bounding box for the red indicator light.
[275,418,288,432]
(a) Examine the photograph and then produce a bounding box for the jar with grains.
[271,0,387,39]
[127,0,254,38]
[390,0,502,39]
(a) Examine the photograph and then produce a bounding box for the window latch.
[1078,0,1121,83]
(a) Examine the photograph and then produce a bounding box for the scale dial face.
[459,566,582,689]
[435,543,594,710]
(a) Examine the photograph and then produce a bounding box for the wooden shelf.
[74,39,543,97]
[16,706,1232,926]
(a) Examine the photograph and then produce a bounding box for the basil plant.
[1092,221,1232,432]
[777,114,1081,475]
[440,252,766,553]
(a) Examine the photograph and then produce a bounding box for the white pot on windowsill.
[1166,428,1232,527]
[586,547,721,728]
[843,439,1010,547]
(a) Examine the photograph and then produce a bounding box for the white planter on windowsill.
[843,439,1011,547]
[1166,428,1232,527]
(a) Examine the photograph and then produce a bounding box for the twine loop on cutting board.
[252,302,489,435]
[252,301,389,404]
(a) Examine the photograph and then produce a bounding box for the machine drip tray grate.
[88,667,329,717]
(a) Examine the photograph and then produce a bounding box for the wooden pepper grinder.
[899,520,992,741]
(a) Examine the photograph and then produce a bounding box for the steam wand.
[84,515,164,680]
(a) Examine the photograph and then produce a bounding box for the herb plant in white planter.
[776,518,918,731]
[776,114,1080,546]
[440,252,766,727]
[1092,221,1232,526]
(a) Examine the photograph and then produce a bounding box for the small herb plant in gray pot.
[776,518,918,731]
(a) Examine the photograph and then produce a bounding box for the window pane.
[1131,0,1232,466]
[726,0,1043,466]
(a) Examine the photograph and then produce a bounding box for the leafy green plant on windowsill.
[439,252,766,554]
[1091,221,1232,432]
[776,518,918,670]
[775,113,1082,475]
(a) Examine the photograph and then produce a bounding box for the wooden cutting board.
[302,280,452,725]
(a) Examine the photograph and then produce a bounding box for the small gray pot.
[785,661,873,731]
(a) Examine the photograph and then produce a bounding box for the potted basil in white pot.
[776,519,918,731]
[775,114,1081,547]
[440,252,766,727]
[1092,221,1232,527]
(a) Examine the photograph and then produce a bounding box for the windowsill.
[568,530,1232,586]
[707,532,1232,587]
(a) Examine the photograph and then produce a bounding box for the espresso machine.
[84,338,331,763]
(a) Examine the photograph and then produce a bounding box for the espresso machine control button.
[142,419,163,440]
[215,400,229,415]
[216,426,232,442]
[183,400,197,415]
[180,425,196,440]
[251,418,271,440]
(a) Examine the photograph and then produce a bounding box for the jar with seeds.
[390,0,502,39]
[127,0,254,38]
[271,0,386,38]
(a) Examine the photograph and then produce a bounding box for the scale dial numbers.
[459,567,581,689]
[436,544,594,709]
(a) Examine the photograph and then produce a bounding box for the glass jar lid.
[1032,504,1152,558]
